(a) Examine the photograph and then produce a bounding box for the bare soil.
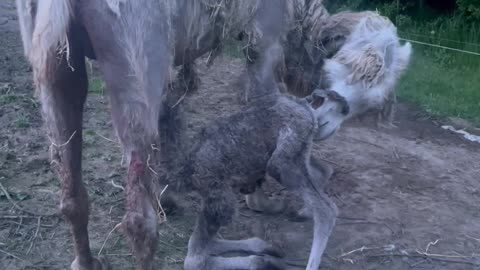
[2,2,480,270]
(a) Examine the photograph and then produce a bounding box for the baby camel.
[161,89,349,270]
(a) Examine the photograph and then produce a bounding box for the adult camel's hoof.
[71,256,110,270]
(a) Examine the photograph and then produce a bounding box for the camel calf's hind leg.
[38,30,107,270]
[185,180,285,270]
[289,156,334,221]
[266,130,337,269]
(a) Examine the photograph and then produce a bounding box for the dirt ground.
[2,2,480,270]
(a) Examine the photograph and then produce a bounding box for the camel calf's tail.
[16,0,74,81]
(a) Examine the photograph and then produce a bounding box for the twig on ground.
[239,211,253,217]
[0,248,24,261]
[415,239,479,259]
[104,253,133,256]
[285,260,308,268]
[14,216,23,235]
[151,144,160,151]
[337,221,384,226]
[5,220,56,228]
[172,90,189,109]
[368,253,479,266]
[284,255,341,268]
[0,181,55,217]
[339,244,395,258]
[333,193,345,204]
[0,215,40,219]
[147,154,158,176]
[205,50,214,65]
[337,220,395,234]
[155,185,169,223]
[337,216,368,221]
[339,246,370,258]
[109,180,125,191]
[159,240,186,251]
[101,198,125,206]
[392,146,401,160]
[98,222,122,256]
[419,239,439,254]
[350,137,385,149]
[0,248,40,269]
[465,234,480,242]
[120,153,125,166]
[26,217,41,255]
[95,131,121,146]
[320,158,341,167]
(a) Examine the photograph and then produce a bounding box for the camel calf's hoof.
[252,256,286,270]
[71,256,110,270]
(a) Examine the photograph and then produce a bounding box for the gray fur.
[160,91,347,270]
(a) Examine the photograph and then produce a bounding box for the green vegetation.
[83,129,97,147]
[223,39,244,59]
[397,50,480,124]
[15,115,30,129]
[89,77,106,95]
[0,94,18,105]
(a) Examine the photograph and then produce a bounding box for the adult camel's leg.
[37,26,106,270]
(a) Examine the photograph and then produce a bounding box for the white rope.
[399,31,480,47]
[400,38,480,56]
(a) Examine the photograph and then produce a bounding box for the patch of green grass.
[15,115,30,129]
[0,94,39,108]
[399,16,480,68]
[0,94,18,105]
[397,49,480,125]
[83,129,96,147]
[223,40,244,59]
[89,77,105,94]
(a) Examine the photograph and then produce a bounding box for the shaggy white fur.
[323,11,412,117]
[28,0,73,81]
[15,0,35,57]
[105,0,127,17]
